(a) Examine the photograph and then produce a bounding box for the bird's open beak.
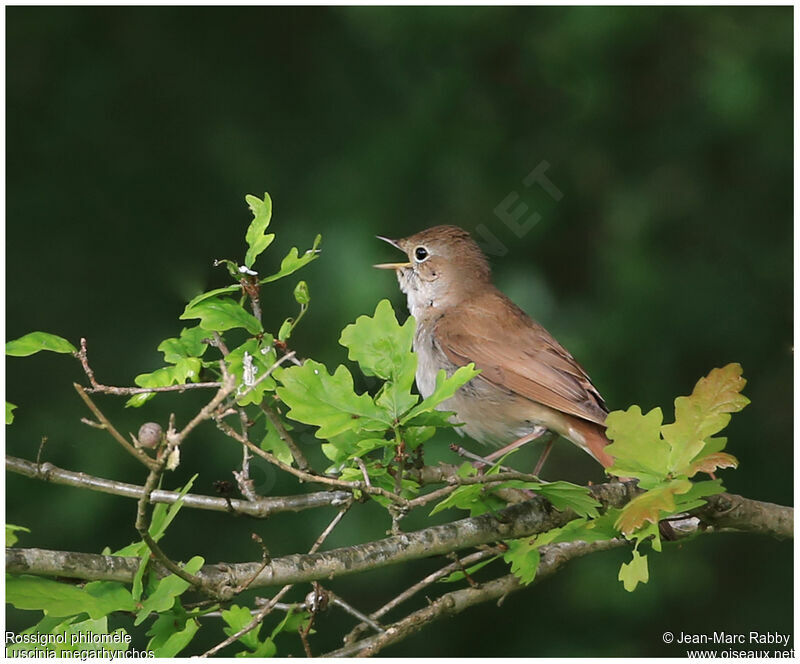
[373,262,412,270]
[376,235,400,249]
[374,235,411,269]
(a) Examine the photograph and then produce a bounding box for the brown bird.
[374,224,614,473]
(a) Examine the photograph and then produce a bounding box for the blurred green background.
[6,6,793,657]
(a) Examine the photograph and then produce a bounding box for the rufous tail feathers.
[569,419,615,469]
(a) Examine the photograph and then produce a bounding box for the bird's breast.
[412,321,448,399]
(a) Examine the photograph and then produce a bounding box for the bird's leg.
[484,425,549,463]
[450,444,516,474]
[532,435,556,477]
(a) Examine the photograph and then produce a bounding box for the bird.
[374,224,614,474]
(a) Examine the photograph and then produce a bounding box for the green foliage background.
[6,6,792,656]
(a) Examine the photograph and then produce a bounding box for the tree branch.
[696,492,793,539]
[7,487,791,593]
[6,455,352,518]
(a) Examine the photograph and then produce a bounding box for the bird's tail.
[569,419,615,469]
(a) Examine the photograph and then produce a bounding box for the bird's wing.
[434,296,608,426]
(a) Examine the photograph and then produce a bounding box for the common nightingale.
[374,224,614,470]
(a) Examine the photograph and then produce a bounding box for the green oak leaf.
[180,298,263,335]
[276,360,389,439]
[504,538,541,585]
[618,549,649,592]
[534,482,601,519]
[271,608,312,639]
[697,435,728,457]
[6,402,17,424]
[6,331,76,356]
[400,365,480,426]
[615,478,692,536]
[6,524,30,547]
[294,280,310,305]
[134,556,204,625]
[429,484,485,516]
[158,327,209,363]
[430,464,508,516]
[135,358,202,388]
[127,357,203,408]
[222,604,262,651]
[147,611,200,658]
[400,425,436,450]
[605,405,671,486]
[320,430,365,465]
[277,317,293,342]
[259,234,322,284]
[244,193,275,268]
[154,619,199,658]
[261,417,293,466]
[184,285,241,311]
[351,437,392,456]
[7,617,130,657]
[6,576,135,619]
[245,637,277,657]
[672,478,725,513]
[542,516,620,546]
[340,299,418,419]
[339,299,416,384]
[661,363,749,474]
[149,475,197,541]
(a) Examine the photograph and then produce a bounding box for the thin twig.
[73,383,159,470]
[76,337,220,395]
[234,409,258,501]
[170,363,236,446]
[353,457,371,488]
[309,505,352,554]
[449,444,518,474]
[448,551,479,588]
[299,615,315,657]
[135,466,210,595]
[203,601,301,618]
[211,332,230,356]
[260,401,309,470]
[241,274,263,322]
[201,505,351,657]
[404,470,545,511]
[236,534,272,594]
[35,436,48,467]
[330,593,385,635]
[216,420,407,506]
[76,338,99,387]
[87,383,223,395]
[343,546,500,644]
[200,584,294,658]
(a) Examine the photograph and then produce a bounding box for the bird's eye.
[414,246,429,262]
